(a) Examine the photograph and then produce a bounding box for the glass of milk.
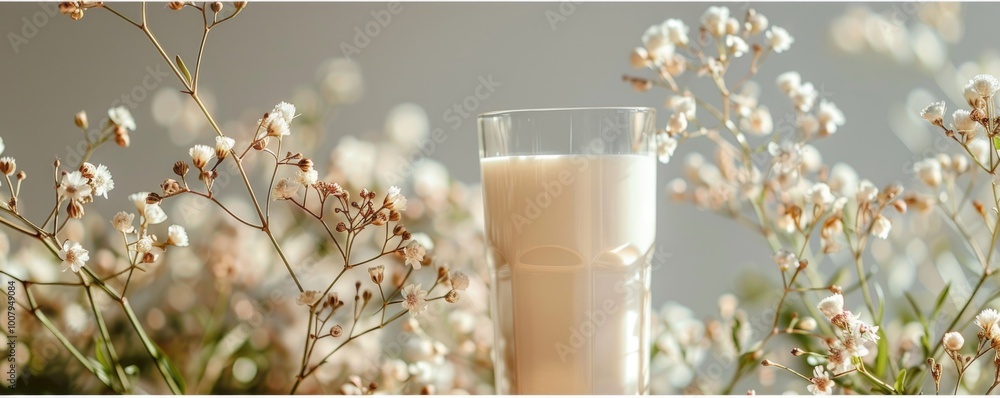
[478,107,656,394]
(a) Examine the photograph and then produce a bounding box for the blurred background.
[0,1,993,394]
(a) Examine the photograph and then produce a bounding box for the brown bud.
[173,161,189,177]
[0,158,15,176]
[401,231,412,241]
[79,162,96,179]
[67,200,84,219]
[359,189,371,200]
[70,9,83,20]
[892,199,907,214]
[297,158,314,172]
[631,79,652,92]
[388,210,400,221]
[210,1,223,13]
[362,290,372,302]
[142,252,158,263]
[420,385,435,395]
[336,222,347,232]
[368,382,378,392]
[161,179,183,195]
[330,325,343,337]
[760,359,773,367]
[791,347,805,356]
[393,225,405,235]
[16,171,25,181]
[252,137,268,150]
[145,192,162,205]
[975,200,987,217]
[114,128,130,147]
[829,285,842,294]
[233,1,247,10]
[58,2,76,14]
[167,1,185,10]
[372,210,388,226]
[74,111,88,129]
[972,108,988,123]
[445,290,459,303]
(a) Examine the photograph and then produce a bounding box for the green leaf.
[87,357,112,386]
[894,368,907,393]
[176,55,192,85]
[158,351,187,393]
[731,316,743,353]
[931,283,951,321]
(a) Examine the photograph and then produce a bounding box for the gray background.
[0,2,981,314]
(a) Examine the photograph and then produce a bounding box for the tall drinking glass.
[478,107,656,394]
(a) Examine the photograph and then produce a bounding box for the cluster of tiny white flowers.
[816,293,882,374]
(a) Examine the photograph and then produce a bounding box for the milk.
[480,154,655,394]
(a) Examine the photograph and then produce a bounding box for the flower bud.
[330,325,343,337]
[298,158,314,172]
[114,128,130,147]
[74,111,88,129]
[167,1,185,11]
[79,162,96,179]
[173,161,189,177]
[943,331,965,352]
[67,200,85,219]
[0,157,15,176]
[444,290,459,303]
[210,1,223,13]
[233,1,247,10]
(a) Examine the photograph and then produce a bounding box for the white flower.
[136,235,156,254]
[740,106,773,135]
[401,284,429,316]
[817,100,845,134]
[871,214,891,239]
[976,308,1000,340]
[450,271,469,291]
[404,242,426,270]
[807,366,834,395]
[943,331,965,351]
[773,249,797,271]
[792,82,818,112]
[914,158,942,187]
[825,341,853,374]
[296,290,321,306]
[952,109,977,133]
[91,164,114,199]
[641,24,674,63]
[129,192,167,225]
[189,144,214,169]
[799,317,818,331]
[666,95,696,119]
[629,47,650,69]
[385,186,408,211]
[58,240,89,273]
[108,106,136,131]
[776,71,801,94]
[817,293,844,320]
[215,136,235,154]
[746,11,768,34]
[294,168,318,186]
[920,101,946,124]
[662,18,689,46]
[858,323,880,343]
[967,74,1000,98]
[265,115,290,137]
[656,134,678,164]
[272,101,296,124]
[765,26,794,53]
[111,211,135,233]
[857,179,879,202]
[808,182,835,206]
[726,35,748,58]
[667,113,688,134]
[701,6,730,37]
[272,178,300,200]
[58,171,92,202]
[167,225,189,247]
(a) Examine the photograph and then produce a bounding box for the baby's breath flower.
[773,249,797,271]
[403,242,426,270]
[701,6,730,37]
[967,74,1000,98]
[667,113,688,134]
[765,26,794,53]
[725,35,749,58]
[776,71,801,95]
[401,284,429,316]
[272,101,297,124]
[629,47,650,69]
[807,366,834,395]
[817,293,844,320]
[666,95,696,119]
[91,164,114,199]
[969,138,991,165]
[450,271,469,291]
[871,214,892,239]
[975,308,1000,341]
[656,133,678,164]
[740,107,773,135]
[215,136,235,159]
[294,168,318,186]
[189,144,214,169]
[952,109,977,133]
[108,106,136,131]
[817,100,845,134]
[384,186,407,211]
[920,101,946,124]
[129,192,168,225]
[662,18,689,46]
[746,9,768,34]
[0,157,13,176]
[808,182,835,205]
[296,290,321,306]
[58,240,89,273]
[58,171,92,202]
[641,24,673,64]
[914,158,942,187]
[856,179,878,203]
[798,316,817,331]
[265,116,290,137]
[792,82,818,112]
[368,265,384,284]
[167,225,189,247]
[272,178,300,200]
[111,211,135,233]
[943,331,965,351]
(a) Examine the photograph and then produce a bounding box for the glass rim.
[478,106,655,119]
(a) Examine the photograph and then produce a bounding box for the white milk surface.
[481,154,655,394]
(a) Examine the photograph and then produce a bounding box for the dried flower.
[111,211,135,233]
[294,168,318,186]
[808,182,835,206]
[167,225,189,247]
[58,171,92,202]
[667,113,688,134]
[943,331,965,351]
[215,136,235,159]
[952,109,977,133]
[265,116,290,137]
[189,144,214,169]
[920,101,946,124]
[663,18,689,46]
[368,265,384,284]
[975,308,1000,341]
[210,1,222,13]
[726,35,749,58]
[656,133,678,164]
[401,284,429,316]
[701,6,730,37]
[967,74,1000,98]
[167,1,185,10]
[66,200,84,219]
[108,106,136,131]
[90,164,114,199]
[450,271,469,291]
[384,185,407,211]
[272,178,300,200]
[807,366,834,395]
[776,71,801,94]
[914,158,942,187]
[773,249,797,271]
[871,214,891,239]
[296,290,321,306]
[403,242,426,270]
[58,240,89,273]
[765,26,794,53]
[0,157,15,176]
[297,158,314,173]
[444,290,460,303]
[817,293,844,320]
